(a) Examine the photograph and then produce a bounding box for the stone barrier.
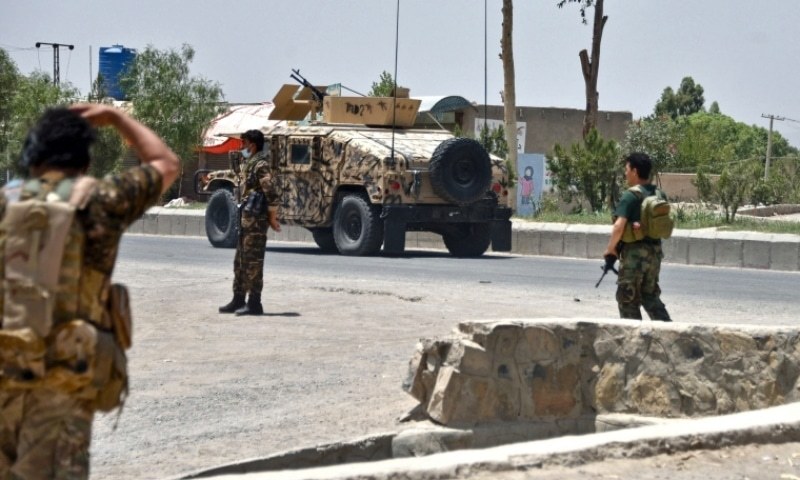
[405,319,800,427]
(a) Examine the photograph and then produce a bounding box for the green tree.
[620,116,678,177]
[477,123,509,160]
[694,159,761,222]
[674,112,792,173]
[120,44,225,198]
[0,48,20,167]
[85,75,125,177]
[557,0,607,138]
[708,101,721,114]
[654,76,705,120]
[368,71,396,97]
[547,128,620,212]
[751,155,800,205]
[4,71,79,177]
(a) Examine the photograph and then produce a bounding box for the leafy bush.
[547,128,620,213]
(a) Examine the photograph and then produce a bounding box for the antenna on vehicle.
[390,0,401,167]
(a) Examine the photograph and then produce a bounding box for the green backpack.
[630,185,674,240]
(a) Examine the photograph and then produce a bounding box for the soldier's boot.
[235,293,263,316]
[219,294,246,313]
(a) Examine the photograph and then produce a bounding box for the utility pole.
[761,113,785,179]
[35,41,74,86]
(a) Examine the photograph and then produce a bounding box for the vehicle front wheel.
[442,223,491,257]
[333,194,384,256]
[205,189,239,248]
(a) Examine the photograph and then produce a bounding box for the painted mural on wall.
[516,153,546,216]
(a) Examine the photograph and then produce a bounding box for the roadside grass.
[517,208,800,235]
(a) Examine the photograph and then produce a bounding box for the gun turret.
[290,69,327,105]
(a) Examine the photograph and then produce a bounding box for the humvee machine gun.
[196,76,512,257]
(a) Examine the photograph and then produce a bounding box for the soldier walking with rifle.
[603,152,672,321]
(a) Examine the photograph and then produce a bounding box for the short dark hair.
[21,107,95,171]
[625,152,653,180]
[241,129,265,152]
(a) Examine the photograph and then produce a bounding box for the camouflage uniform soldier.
[604,152,671,321]
[0,105,178,479]
[219,130,281,316]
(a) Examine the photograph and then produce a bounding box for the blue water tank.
[98,45,136,100]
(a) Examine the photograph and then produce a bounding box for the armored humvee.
[196,81,512,257]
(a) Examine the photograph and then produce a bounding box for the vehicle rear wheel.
[429,137,492,205]
[333,194,384,256]
[442,223,491,257]
[309,228,338,253]
[205,189,239,248]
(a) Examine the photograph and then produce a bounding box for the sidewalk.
[132,207,800,271]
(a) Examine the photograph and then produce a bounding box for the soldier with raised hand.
[0,104,178,479]
[218,129,281,316]
[604,152,671,321]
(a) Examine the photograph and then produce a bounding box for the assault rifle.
[595,253,619,288]
[290,69,327,104]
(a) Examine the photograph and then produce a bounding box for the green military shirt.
[614,184,658,222]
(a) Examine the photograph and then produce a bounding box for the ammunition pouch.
[621,223,645,243]
[243,191,266,215]
[90,283,133,412]
[91,329,128,412]
[109,284,132,350]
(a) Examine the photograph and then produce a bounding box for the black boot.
[235,293,263,316]
[219,294,246,313]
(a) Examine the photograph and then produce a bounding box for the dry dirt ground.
[89,238,799,480]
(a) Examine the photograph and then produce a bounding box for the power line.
[35,41,74,86]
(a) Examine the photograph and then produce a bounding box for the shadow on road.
[266,245,516,260]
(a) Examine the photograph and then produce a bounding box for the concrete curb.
[184,403,800,479]
[133,208,800,271]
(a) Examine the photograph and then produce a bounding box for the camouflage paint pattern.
[231,150,279,296]
[0,390,93,480]
[616,242,671,321]
[0,165,162,479]
[232,209,269,297]
[200,124,509,228]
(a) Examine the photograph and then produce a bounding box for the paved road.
[89,235,799,480]
[119,235,799,326]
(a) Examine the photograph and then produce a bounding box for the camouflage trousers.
[616,242,671,321]
[232,209,269,297]
[0,389,94,480]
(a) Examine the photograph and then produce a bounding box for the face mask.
[241,148,252,159]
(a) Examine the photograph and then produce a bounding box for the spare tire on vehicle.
[429,137,492,205]
[205,189,239,248]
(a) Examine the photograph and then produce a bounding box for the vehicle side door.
[278,135,329,225]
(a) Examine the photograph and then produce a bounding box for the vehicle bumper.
[381,201,512,253]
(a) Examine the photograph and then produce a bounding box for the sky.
[3,0,800,147]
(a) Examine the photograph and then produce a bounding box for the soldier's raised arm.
[70,103,179,193]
